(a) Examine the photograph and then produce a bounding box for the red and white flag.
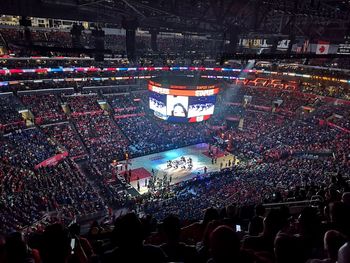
[316,41,330,54]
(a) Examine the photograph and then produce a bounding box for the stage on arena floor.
[127,143,238,194]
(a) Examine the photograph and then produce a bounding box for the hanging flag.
[302,39,309,53]
[316,41,330,54]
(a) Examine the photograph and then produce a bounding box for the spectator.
[101,213,166,263]
[208,225,252,263]
[338,242,350,263]
[307,230,347,263]
[160,215,199,262]
[5,232,39,263]
[243,209,288,258]
[40,223,71,263]
[248,204,266,236]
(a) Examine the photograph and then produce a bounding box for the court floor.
[128,143,238,194]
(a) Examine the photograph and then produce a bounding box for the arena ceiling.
[0,0,350,40]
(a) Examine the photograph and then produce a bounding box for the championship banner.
[114,113,145,119]
[248,104,272,111]
[71,110,104,117]
[114,107,137,112]
[35,152,69,169]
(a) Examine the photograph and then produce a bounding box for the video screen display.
[149,91,217,122]
[188,96,216,118]
[149,92,166,116]
[166,95,189,117]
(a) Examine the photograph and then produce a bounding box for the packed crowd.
[19,93,66,124]
[0,159,105,233]
[1,171,349,263]
[0,94,24,132]
[300,82,350,101]
[42,123,87,158]
[0,128,58,168]
[62,94,101,113]
[0,60,349,263]
[105,91,146,115]
[81,161,130,209]
[73,114,129,172]
[116,115,207,157]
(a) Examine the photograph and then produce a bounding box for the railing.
[262,195,323,212]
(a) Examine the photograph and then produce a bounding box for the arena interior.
[0,1,350,262]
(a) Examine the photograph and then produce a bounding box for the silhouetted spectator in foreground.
[243,209,287,257]
[101,212,166,263]
[181,207,219,244]
[5,232,40,263]
[160,215,199,263]
[248,204,266,236]
[338,242,350,263]
[275,231,304,263]
[328,201,350,237]
[0,233,5,263]
[40,223,70,263]
[275,207,323,263]
[208,225,253,263]
[307,230,346,263]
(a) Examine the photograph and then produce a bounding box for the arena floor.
[128,143,238,194]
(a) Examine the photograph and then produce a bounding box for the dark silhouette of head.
[112,212,144,249]
[297,206,320,236]
[274,233,303,263]
[324,230,347,261]
[226,204,237,219]
[203,207,219,225]
[329,201,350,236]
[263,209,287,237]
[5,232,28,263]
[41,223,70,263]
[255,204,266,216]
[209,225,240,263]
[161,215,181,242]
[338,242,350,263]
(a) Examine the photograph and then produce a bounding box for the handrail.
[262,199,313,207]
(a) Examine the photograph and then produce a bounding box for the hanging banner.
[337,35,350,54]
[35,152,69,169]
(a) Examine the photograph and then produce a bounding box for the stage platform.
[127,143,238,194]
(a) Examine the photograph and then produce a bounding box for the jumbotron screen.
[148,76,219,123]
